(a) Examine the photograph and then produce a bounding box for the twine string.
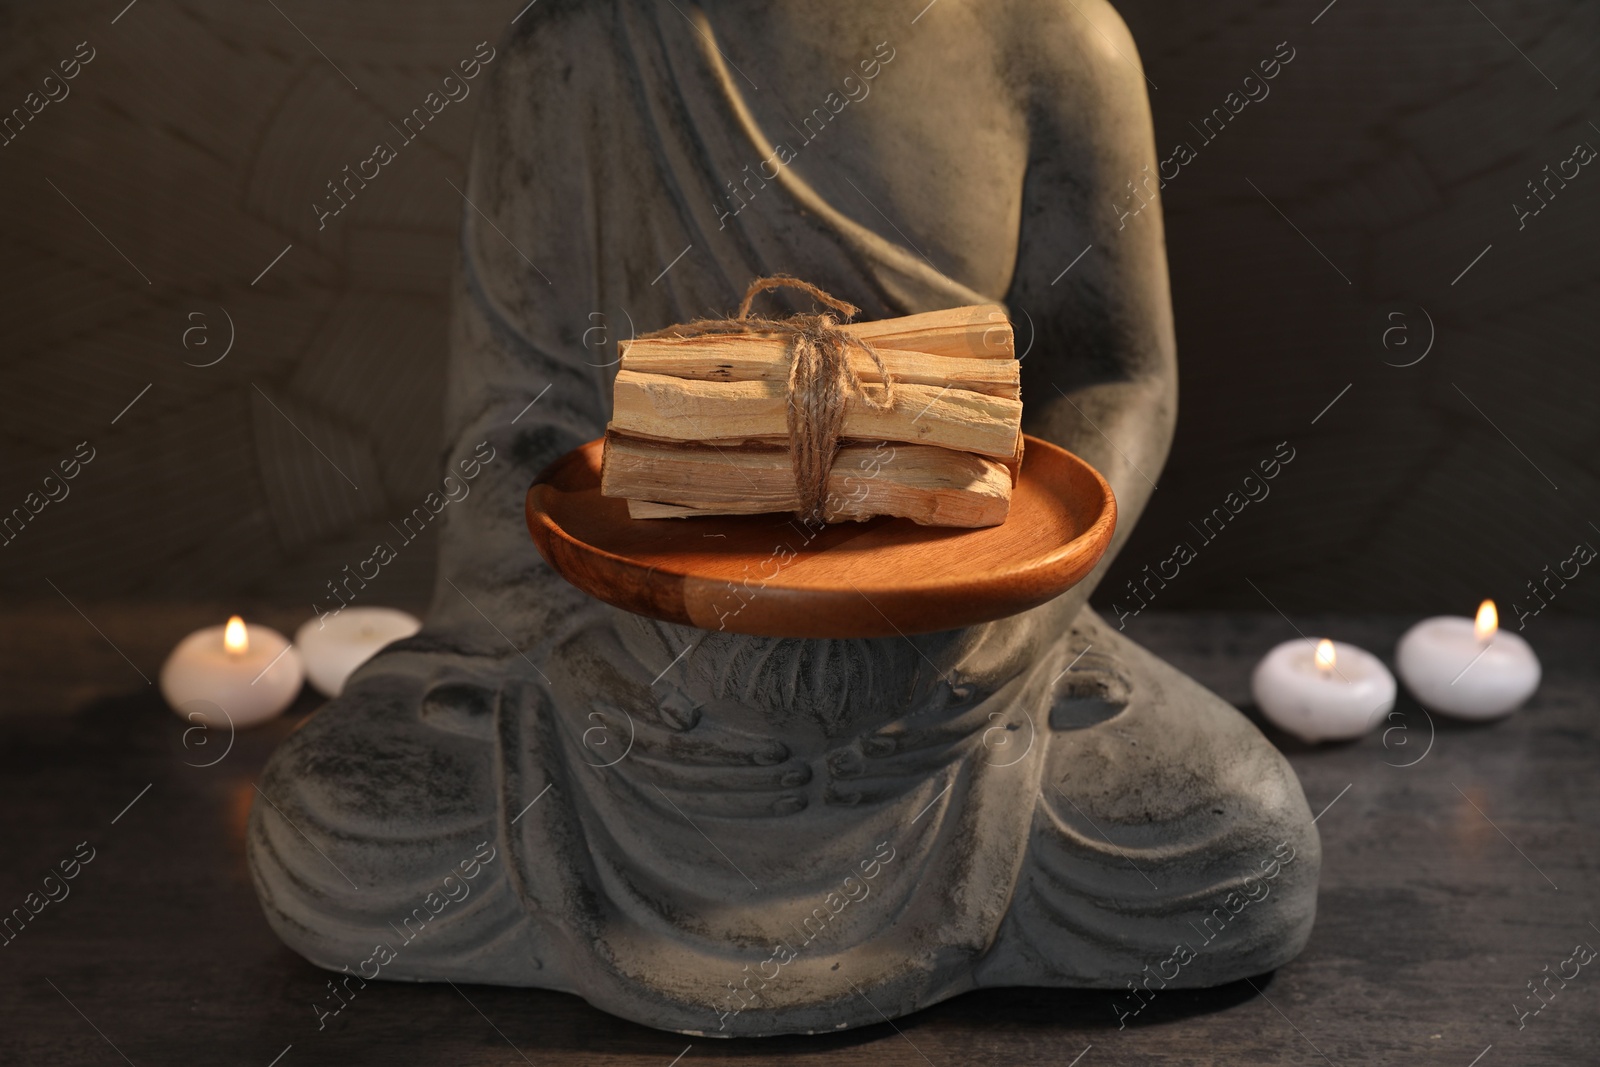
[642,275,896,522]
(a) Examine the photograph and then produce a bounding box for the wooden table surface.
[2,607,1596,1066]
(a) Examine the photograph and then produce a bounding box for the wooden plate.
[525,435,1116,638]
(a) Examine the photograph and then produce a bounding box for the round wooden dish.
[525,435,1115,639]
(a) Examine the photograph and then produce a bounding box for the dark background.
[1,0,1596,635]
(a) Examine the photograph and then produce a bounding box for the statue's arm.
[430,15,620,639]
[1001,0,1177,565]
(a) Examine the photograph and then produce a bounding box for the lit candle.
[1396,600,1539,719]
[1251,637,1397,743]
[160,616,304,728]
[295,607,421,698]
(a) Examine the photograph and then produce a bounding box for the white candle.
[1396,600,1539,719]
[160,616,303,728]
[295,607,421,698]
[1251,638,1397,743]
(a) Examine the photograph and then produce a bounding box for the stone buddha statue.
[249,0,1319,1037]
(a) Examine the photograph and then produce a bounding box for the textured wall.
[1102,0,1600,627]
[0,0,1595,625]
[0,0,509,611]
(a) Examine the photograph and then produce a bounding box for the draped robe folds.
[247,0,1320,1038]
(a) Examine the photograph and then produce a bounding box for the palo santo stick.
[607,431,1023,488]
[639,303,1013,360]
[841,304,1013,359]
[619,334,1020,400]
[604,433,1012,528]
[609,370,1022,461]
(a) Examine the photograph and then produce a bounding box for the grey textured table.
[2,607,1596,1065]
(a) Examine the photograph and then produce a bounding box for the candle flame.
[1314,639,1336,673]
[1474,599,1498,642]
[224,615,249,655]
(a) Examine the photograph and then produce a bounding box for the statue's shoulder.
[505,0,602,31]
[480,0,634,114]
[500,0,619,60]
[991,0,1146,86]
[983,0,1151,137]
[1001,0,1138,44]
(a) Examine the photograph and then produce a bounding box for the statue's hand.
[568,695,816,820]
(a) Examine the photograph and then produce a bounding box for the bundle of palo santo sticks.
[600,279,1023,528]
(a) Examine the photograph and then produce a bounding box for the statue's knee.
[250,659,501,897]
